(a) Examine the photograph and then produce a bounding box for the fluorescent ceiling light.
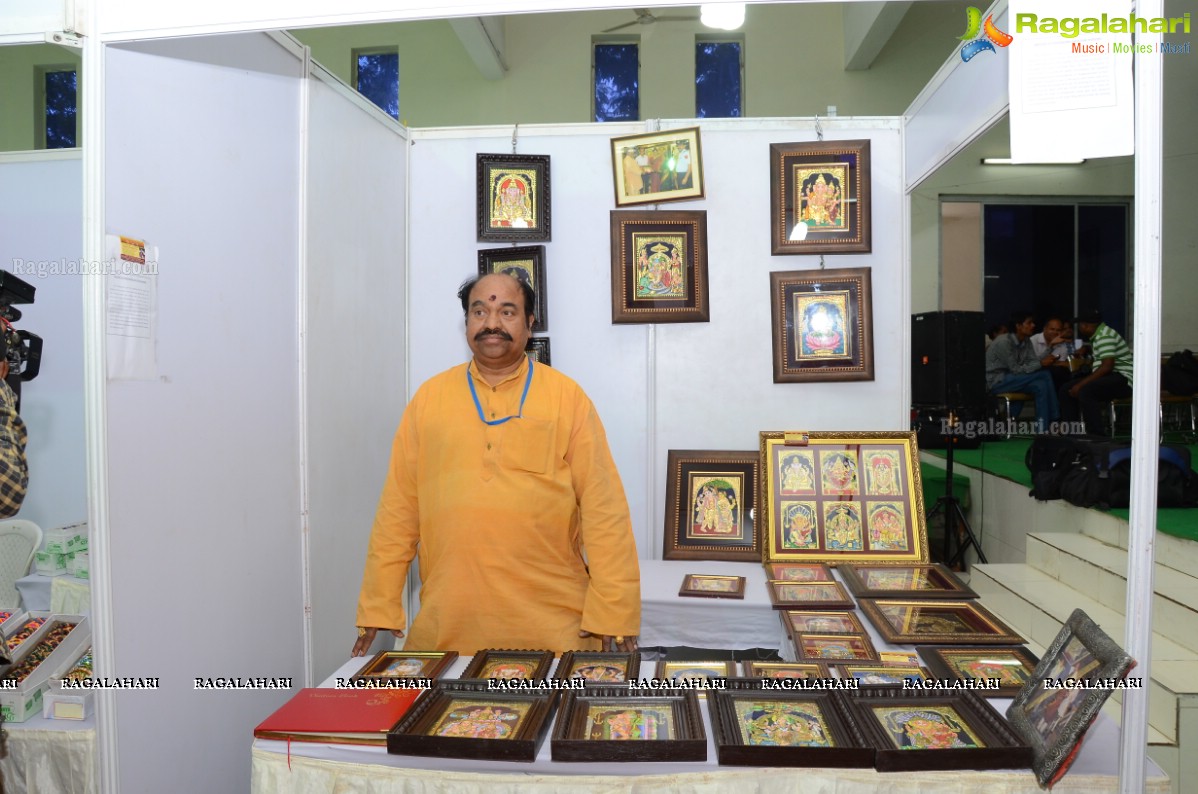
[981,158,1086,165]
[701,3,746,30]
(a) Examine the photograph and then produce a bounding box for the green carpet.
[924,440,1198,543]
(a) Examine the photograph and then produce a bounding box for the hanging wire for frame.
[511,123,519,154]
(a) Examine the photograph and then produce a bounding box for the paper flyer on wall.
[105,234,159,381]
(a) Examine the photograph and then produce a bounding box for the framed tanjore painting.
[1006,609,1136,787]
[478,245,548,332]
[554,651,640,683]
[524,337,551,366]
[769,139,871,255]
[832,664,931,686]
[663,450,759,561]
[678,573,746,599]
[551,686,707,762]
[459,649,554,681]
[780,610,867,637]
[742,660,831,680]
[845,687,1032,772]
[760,431,928,564]
[656,659,737,684]
[858,599,1024,645]
[709,685,874,767]
[769,268,873,382]
[839,563,977,599]
[610,127,705,207]
[766,580,854,610]
[610,210,709,324]
[387,681,555,761]
[476,153,551,242]
[918,645,1040,698]
[793,633,879,663]
[763,562,834,582]
[351,650,458,682]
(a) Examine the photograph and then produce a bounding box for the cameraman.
[0,360,28,517]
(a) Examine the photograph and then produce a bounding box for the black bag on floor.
[1025,435,1080,501]
[1162,350,1198,396]
[1060,439,1197,508]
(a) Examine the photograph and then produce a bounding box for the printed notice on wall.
[106,234,159,380]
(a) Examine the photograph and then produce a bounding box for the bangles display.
[63,647,94,681]
[2,621,78,684]
[5,617,47,651]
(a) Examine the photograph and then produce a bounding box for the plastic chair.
[0,519,42,608]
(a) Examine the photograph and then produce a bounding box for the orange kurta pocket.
[500,418,554,474]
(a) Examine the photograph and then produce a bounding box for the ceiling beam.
[843,1,912,71]
[449,15,507,80]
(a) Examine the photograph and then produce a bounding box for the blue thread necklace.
[468,359,534,425]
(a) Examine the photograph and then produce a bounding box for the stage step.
[1077,519,1198,581]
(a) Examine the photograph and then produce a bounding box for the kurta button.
[486,443,492,450]
[491,412,496,417]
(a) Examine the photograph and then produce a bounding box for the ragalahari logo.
[958,6,1013,62]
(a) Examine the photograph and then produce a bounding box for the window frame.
[35,64,79,150]
[351,46,400,120]
[694,33,745,119]
[591,35,640,123]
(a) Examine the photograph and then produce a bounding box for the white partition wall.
[103,33,306,793]
[304,65,408,682]
[409,118,906,558]
[0,153,88,531]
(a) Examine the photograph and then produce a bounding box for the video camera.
[0,271,43,404]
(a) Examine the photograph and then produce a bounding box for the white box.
[44,644,94,720]
[34,550,68,576]
[0,614,90,723]
[2,611,50,655]
[43,522,87,555]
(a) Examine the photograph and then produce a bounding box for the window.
[593,39,639,122]
[352,49,399,120]
[38,67,77,149]
[695,38,743,118]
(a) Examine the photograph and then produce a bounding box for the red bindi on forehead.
[489,295,496,301]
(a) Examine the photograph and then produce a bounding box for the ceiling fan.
[602,7,700,33]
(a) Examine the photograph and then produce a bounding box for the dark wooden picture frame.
[678,573,747,599]
[478,245,548,332]
[664,449,759,561]
[351,650,459,682]
[458,649,554,681]
[610,126,705,207]
[780,609,868,638]
[742,660,831,680]
[918,645,1041,698]
[1006,609,1136,787]
[839,563,977,600]
[386,680,555,762]
[767,580,855,610]
[554,651,641,683]
[763,562,834,582]
[551,685,707,762]
[610,210,709,324]
[793,632,879,663]
[710,683,874,767]
[858,599,1024,645]
[769,139,871,254]
[831,664,932,686]
[770,268,874,383]
[524,337,551,366]
[845,686,1032,772]
[760,431,929,565]
[656,659,737,684]
[476,153,551,242]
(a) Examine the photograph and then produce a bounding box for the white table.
[14,573,90,614]
[1,710,96,794]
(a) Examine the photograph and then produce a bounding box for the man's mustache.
[475,328,513,341]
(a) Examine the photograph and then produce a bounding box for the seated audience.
[1030,315,1076,390]
[1058,309,1133,436]
[985,311,1059,432]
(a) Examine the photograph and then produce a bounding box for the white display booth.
[0,0,1168,791]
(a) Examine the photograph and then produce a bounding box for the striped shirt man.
[1089,322,1134,383]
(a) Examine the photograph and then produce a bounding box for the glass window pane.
[695,41,741,118]
[594,43,638,122]
[356,52,399,120]
[1077,205,1128,330]
[983,205,1075,325]
[45,70,77,149]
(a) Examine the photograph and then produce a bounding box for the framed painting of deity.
[839,563,977,600]
[679,573,746,599]
[524,337,551,366]
[831,664,932,686]
[780,610,867,638]
[763,562,834,582]
[351,650,458,683]
[656,659,737,686]
[769,139,870,255]
[1006,609,1136,787]
[742,660,831,680]
[858,599,1024,645]
[610,210,709,324]
[458,649,554,681]
[551,685,707,762]
[387,680,555,761]
[476,153,551,242]
[760,431,928,565]
[793,633,879,663]
[478,245,548,332]
[769,268,873,382]
[766,580,854,611]
[610,126,705,207]
[917,646,1040,698]
[709,684,874,767]
[844,687,1032,772]
[664,450,759,561]
[554,651,641,684]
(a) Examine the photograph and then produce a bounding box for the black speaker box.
[912,311,986,410]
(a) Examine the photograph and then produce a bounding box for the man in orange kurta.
[353,273,641,656]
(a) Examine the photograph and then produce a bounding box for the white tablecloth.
[14,573,90,614]
[1,710,96,794]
